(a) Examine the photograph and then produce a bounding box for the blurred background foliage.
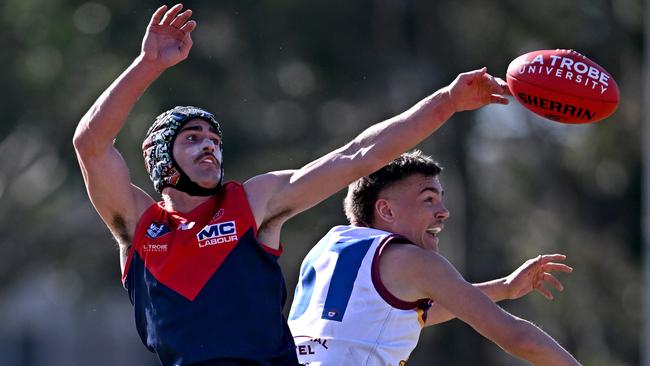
[0,0,643,365]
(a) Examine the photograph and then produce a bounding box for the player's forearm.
[517,335,581,365]
[73,55,164,154]
[503,318,581,366]
[343,67,508,168]
[344,89,456,171]
[279,89,458,214]
[424,278,509,326]
[473,277,510,302]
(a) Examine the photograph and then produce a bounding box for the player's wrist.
[428,86,458,121]
[492,277,516,301]
[133,54,167,78]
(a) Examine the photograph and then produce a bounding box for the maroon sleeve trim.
[371,235,431,310]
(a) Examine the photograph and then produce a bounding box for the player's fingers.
[490,94,509,105]
[160,3,184,25]
[463,67,487,75]
[488,82,510,96]
[180,19,197,34]
[457,67,487,83]
[542,272,564,292]
[542,262,573,273]
[492,77,511,95]
[180,31,194,55]
[471,67,488,80]
[538,254,567,263]
[535,286,554,300]
[170,9,192,28]
[149,5,168,26]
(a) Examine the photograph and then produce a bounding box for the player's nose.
[436,205,450,221]
[200,137,217,152]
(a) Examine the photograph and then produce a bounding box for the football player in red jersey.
[73,4,510,366]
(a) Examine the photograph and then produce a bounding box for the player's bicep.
[77,146,154,241]
[421,302,457,326]
[275,149,375,214]
[247,145,387,224]
[246,166,346,224]
[244,170,295,227]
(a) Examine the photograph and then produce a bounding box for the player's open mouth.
[426,227,442,236]
[197,155,218,165]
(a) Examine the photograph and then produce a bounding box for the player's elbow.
[73,117,91,147]
[73,106,112,154]
[72,128,88,152]
[73,121,103,156]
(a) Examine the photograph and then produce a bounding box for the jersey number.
[290,238,373,322]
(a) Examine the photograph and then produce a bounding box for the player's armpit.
[75,144,154,245]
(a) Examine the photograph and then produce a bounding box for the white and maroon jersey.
[288,225,432,366]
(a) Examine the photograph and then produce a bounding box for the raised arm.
[424,254,573,326]
[245,68,511,230]
[72,4,196,271]
[384,246,580,366]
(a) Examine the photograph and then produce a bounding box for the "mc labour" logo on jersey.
[196,220,238,247]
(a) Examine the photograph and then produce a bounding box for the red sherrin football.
[506,49,619,124]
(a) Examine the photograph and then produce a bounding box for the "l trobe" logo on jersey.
[196,220,238,247]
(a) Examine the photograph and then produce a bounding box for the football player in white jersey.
[288,150,580,366]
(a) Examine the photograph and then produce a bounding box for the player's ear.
[375,199,395,223]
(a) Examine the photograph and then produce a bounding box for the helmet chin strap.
[169,158,224,196]
[172,169,220,196]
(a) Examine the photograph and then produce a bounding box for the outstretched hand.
[141,4,197,69]
[504,254,573,301]
[445,68,510,112]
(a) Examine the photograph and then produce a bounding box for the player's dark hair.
[344,150,442,227]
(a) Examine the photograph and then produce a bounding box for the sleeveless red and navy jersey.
[122,181,298,366]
